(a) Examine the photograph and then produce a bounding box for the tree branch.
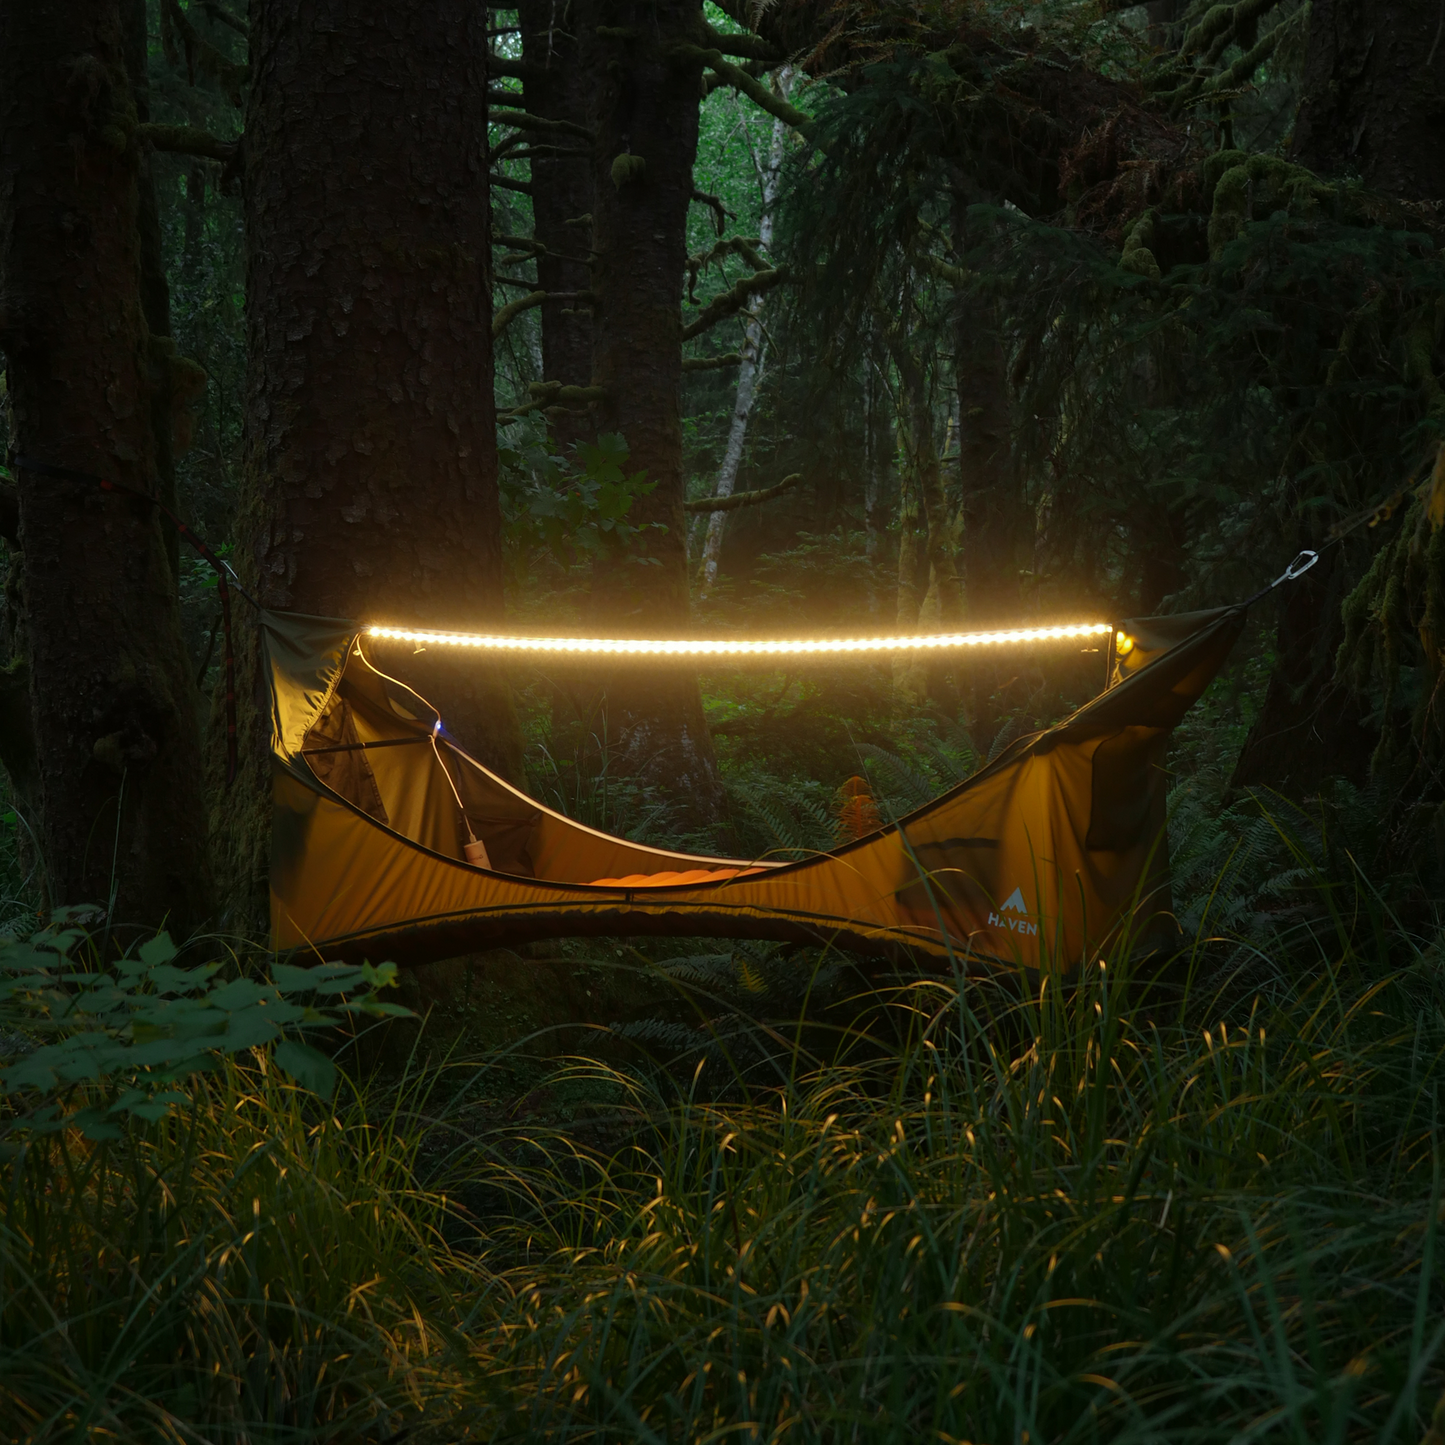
[495,233,593,267]
[492,291,593,338]
[682,352,742,372]
[703,61,770,96]
[685,472,802,513]
[914,249,970,288]
[681,268,786,341]
[676,47,818,143]
[701,20,788,63]
[691,188,735,237]
[135,123,238,162]
[493,291,547,337]
[499,380,606,422]
[490,174,534,196]
[0,482,17,544]
[497,146,591,164]
[686,235,767,302]
[488,108,594,141]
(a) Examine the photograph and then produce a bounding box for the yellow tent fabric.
[267,606,1244,970]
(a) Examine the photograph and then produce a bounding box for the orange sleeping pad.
[588,867,766,888]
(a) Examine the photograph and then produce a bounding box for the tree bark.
[954,299,1021,623]
[863,342,892,617]
[586,0,725,826]
[0,0,212,929]
[1292,0,1445,201]
[518,0,596,453]
[220,0,520,919]
[1232,0,1445,798]
[1229,548,1376,796]
[697,68,792,596]
[892,462,928,704]
[125,0,180,582]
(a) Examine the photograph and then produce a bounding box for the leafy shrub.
[0,914,407,1137]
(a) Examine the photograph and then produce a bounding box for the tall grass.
[470,942,1445,1443]
[4,887,1445,1440]
[1,1055,465,1441]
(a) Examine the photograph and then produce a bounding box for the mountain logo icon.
[988,885,1038,936]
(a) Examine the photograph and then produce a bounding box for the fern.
[725,771,835,859]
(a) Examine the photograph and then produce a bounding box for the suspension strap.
[10,454,254,787]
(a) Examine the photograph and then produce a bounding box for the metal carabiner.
[1270,549,1320,589]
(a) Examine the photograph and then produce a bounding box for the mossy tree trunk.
[586,0,725,827]
[1229,548,1378,796]
[0,0,212,929]
[219,0,520,923]
[1292,0,1445,201]
[1234,0,1445,797]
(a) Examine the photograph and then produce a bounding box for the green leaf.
[137,933,178,968]
[273,1039,337,1100]
[147,963,219,996]
[206,977,271,1011]
[220,1007,282,1050]
[360,960,399,989]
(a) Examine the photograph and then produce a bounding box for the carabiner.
[1270,549,1319,589]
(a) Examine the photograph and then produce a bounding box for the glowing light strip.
[365,622,1113,657]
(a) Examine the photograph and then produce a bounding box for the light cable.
[365,622,1113,657]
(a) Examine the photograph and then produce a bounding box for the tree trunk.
[863,342,892,617]
[697,68,792,596]
[220,0,520,920]
[954,297,1020,623]
[1229,548,1376,796]
[519,0,596,454]
[0,0,212,929]
[586,0,724,826]
[892,449,928,704]
[124,0,180,582]
[1292,0,1445,201]
[1232,0,1445,798]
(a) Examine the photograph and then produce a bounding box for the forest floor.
[4,655,1445,1442]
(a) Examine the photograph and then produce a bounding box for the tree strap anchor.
[1270,549,1320,589]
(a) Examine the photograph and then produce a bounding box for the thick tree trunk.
[1229,548,1376,796]
[1292,0,1445,201]
[0,0,212,929]
[586,0,725,826]
[519,0,596,453]
[125,0,180,582]
[219,0,520,920]
[1234,0,1445,797]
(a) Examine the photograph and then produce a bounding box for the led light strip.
[365,622,1114,656]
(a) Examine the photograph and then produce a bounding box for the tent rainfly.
[266,605,1245,971]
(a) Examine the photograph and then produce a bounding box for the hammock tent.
[267,603,1245,972]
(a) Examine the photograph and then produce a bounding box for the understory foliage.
[5,859,1445,1442]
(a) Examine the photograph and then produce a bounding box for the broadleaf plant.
[0,916,409,1137]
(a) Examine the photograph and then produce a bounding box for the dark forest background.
[6,2,1445,1439]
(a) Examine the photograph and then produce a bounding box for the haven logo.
[988,887,1038,936]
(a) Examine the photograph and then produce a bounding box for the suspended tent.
[267,601,1249,972]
